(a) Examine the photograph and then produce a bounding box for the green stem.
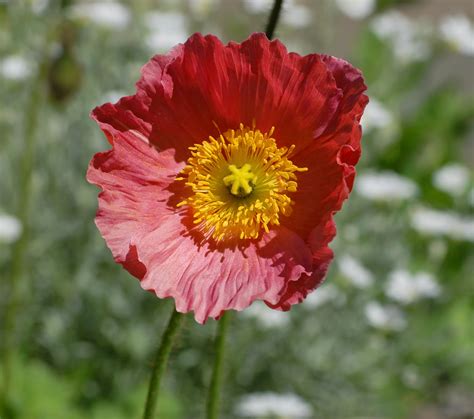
[1,60,45,415]
[206,312,231,419]
[265,0,284,40]
[143,308,185,419]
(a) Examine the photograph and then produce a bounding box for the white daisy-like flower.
[102,90,128,104]
[144,11,189,52]
[0,55,34,81]
[365,301,406,331]
[282,3,312,28]
[69,1,131,29]
[31,0,49,14]
[242,0,273,14]
[338,255,374,289]
[439,14,474,56]
[243,301,290,329]
[411,207,474,242]
[335,0,375,20]
[432,163,471,197]
[356,171,418,202]
[0,214,23,243]
[371,11,432,63]
[235,392,313,418]
[385,270,441,304]
[303,284,345,309]
[188,0,218,19]
[361,97,394,132]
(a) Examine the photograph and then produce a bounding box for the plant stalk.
[265,0,284,40]
[143,308,185,419]
[206,312,231,419]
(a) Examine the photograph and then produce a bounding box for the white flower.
[235,392,313,418]
[69,1,131,29]
[242,0,273,14]
[361,97,394,132]
[338,255,374,288]
[0,55,34,81]
[371,11,432,63]
[433,163,470,197]
[102,90,127,104]
[31,0,49,14]
[439,15,474,56]
[188,0,218,19]
[303,284,344,309]
[402,365,422,389]
[243,301,289,328]
[282,4,312,28]
[0,214,22,243]
[365,301,406,331]
[145,11,189,52]
[385,270,440,304]
[335,0,375,20]
[411,207,474,242]
[356,171,418,201]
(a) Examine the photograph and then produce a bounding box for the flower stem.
[143,308,185,419]
[206,311,231,419]
[265,0,284,40]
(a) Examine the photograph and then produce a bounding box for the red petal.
[87,135,314,323]
[146,33,341,159]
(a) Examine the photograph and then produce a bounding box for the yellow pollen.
[223,164,257,197]
[177,124,307,242]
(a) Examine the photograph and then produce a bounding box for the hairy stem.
[206,312,231,419]
[265,0,284,40]
[143,308,185,419]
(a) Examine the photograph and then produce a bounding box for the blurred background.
[0,0,473,418]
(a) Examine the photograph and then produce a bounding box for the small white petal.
[371,11,432,63]
[0,55,34,81]
[235,392,313,418]
[187,0,218,19]
[335,0,375,20]
[433,163,471,197]
[243,301,289,329]
[338,255,374,288]
[411,207,474,242]
[144,12,189,52]
[439,15,474,56]
[242,0,273,14]
[356,171,418,201]
[282,5,312,28]
[0,214,23,243]
[69,2,131,29]
[102,90,127,104]
[303,284,345,309]
[365,301,406,331]
[385,270,440,304]
[361,97,394,132]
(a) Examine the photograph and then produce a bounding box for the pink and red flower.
[87,33,368,323]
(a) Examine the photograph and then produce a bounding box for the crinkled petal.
[272,56,367,305]
[147,33,342,159]
[87,135,314,323]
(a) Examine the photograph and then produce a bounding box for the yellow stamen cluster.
[177,124,307,242]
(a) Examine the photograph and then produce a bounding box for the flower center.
[223,164,257,198]
[177,124,307,242]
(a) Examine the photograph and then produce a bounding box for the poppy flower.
[87,33,368,323]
